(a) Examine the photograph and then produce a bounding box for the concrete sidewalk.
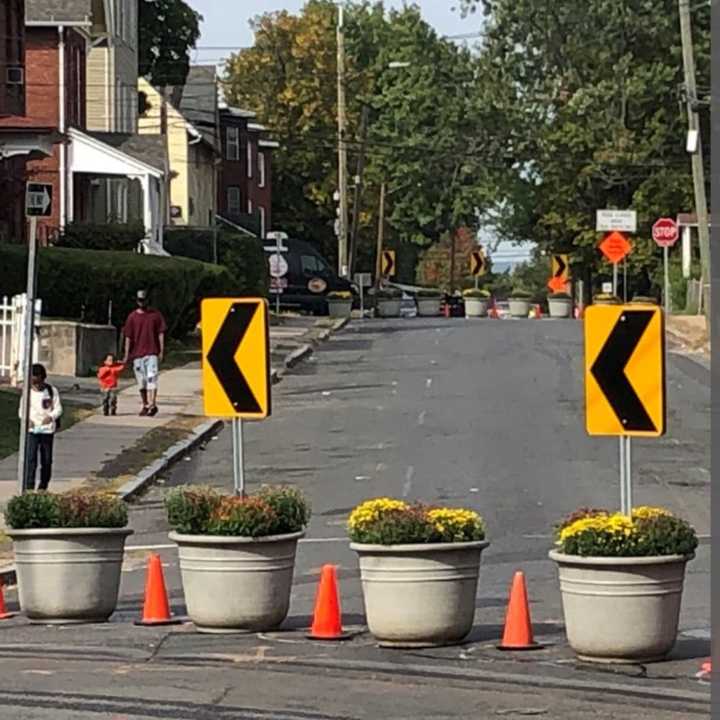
[0,316,342,524]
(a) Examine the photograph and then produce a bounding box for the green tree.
[139,0,202,87]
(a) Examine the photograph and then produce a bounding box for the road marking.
[426,378,433,389]
[417,410,426,425]
[402,466,415,497]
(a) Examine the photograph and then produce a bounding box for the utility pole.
[449,231,457,295]
[375,181,386,287]
[348,104,369,278]
[336,2,349,278]
[678,0,710,331]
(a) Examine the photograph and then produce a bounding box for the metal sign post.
[275,234,281,316]
[232,418,245,497]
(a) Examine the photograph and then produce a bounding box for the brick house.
[0,0,55,243]
[217,105,277,239]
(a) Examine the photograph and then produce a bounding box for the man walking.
[122,290,167,416]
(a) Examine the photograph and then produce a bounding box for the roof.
[221,106,257,119]
[171,66,219,151]
[85,132,168,174]
[26,0,92,24]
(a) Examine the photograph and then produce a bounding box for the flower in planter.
[327,291,352,300]
[554,506,697,557]
[415,288,443,298]
[462,288,491,298]
[347,498,485,545]
[509,289,532,299]
[5,490,128,529]
[376,287,403,299]
[548,292,571,300]
[166,484,310,537]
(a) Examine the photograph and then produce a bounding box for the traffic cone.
[134,554,182,626]
[0,580,15,619]
[535,304,543,319]
[307,565,350,640]
[497,571,541,650]
[696,660,711,680]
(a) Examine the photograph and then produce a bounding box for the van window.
[301,254,329,275]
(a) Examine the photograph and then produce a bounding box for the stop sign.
[652,218,678,248]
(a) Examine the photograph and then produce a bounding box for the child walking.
[97,354,125,416]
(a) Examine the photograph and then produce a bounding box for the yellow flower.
[632,506,672,520]
[347,498,408,530]
[427,507,484,538]
[559,513,636,541]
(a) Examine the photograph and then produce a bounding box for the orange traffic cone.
[497,571,541,650]
[697,660,711,680]
[535,304,543,319]
[0,580,14,619]
[307,565,350,640]
[134,554,182,626]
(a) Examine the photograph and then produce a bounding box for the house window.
[247,139,253,178]
[227,186,241,215]
[226,126,239,161]
[258,152,266,188]
[258,206,266,238]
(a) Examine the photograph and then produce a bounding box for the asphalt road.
[0,317,710,718]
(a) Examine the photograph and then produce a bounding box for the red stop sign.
[652,218,678,248]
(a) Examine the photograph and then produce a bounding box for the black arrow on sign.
[590,310,656,432]
[383,252,395,275]
[207,302,262,413]
[553,255,567,278]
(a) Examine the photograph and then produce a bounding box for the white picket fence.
[0,294,42,385]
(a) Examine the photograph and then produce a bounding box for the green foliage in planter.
[56,222,145,252]
[415,288,442,298]
[5,490,128,529]
[327,291,352,300]
[166,485,310,537]
[462,288,491,298]
[375,287,403,299]
[348,498,485,545]
[555,507,697,557]
[0,244,236,339]
[548,292,571,300]
[509,289,532,299]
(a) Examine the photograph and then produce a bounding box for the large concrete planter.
[508,299,531,318]
[169,531,304,633]
[327,299,352,318]
[548,297,572,318]
[464,298,489,318]
[8,527,133,623]
[416,298,442,317]
[351,540,490,647]
[376,298,402,318]
[549,551,693,663]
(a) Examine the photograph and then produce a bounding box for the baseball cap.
[136,290,148,301]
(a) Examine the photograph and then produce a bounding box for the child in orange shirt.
[97,353,125,416]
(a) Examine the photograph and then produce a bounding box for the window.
[258,152,266,188]
[226,126,239,161]
[227,187,241,215]
[247,139,253,178]
[258,206,266,238]
[301,254,321,275]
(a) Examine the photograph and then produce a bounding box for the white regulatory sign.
[596,209,637,233]
[268,253,289,278]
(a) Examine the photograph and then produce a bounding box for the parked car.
[264,236,356,315]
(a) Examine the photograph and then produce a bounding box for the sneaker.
[103,407,109,417]
[110,408,117,416]
[148,405,158,417]
[139,406,149,416]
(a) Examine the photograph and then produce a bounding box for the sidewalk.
[0,315,343,534]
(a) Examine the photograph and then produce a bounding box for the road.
[0,317,710,718]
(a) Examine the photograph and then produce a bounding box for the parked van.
[264,234,356,315]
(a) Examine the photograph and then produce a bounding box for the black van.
[264,235,356,315]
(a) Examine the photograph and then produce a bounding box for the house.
[217,104,278,239]
[22,0,167,252]
[0,0,55,243]
[138,66,219,229]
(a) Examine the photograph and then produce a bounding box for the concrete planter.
[326,299,352,318]
[464,298,489,318]
[416,298,442,317]
[169,531,303,633]
[8,527,133,623]
[549,551,693,663]
[376,298,402,318]
[548,297,572,318]
[351,540,490,647]
[508,299,531,318]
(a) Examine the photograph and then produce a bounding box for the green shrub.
[56,222,145,252]
[165,484,311,537]
[375,286,403,299]
[548,292,571,300]
[5,490,128,529]
[0,245,236,339]
[463,288,490,298]
[416,288,442,298]
[510,289,532,299]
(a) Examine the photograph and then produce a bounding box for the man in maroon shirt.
[121,289,167,416]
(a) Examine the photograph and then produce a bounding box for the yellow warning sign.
[201,298,271,419]
[381,250,396,277]
[584,304,665,437]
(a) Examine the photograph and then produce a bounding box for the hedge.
[55,222,145,252]
[0,245,237,338]
[163,228,268,297]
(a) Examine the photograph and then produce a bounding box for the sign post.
[584,304,665,515]
[652,218,679,316]
[18,183,52,493]
[354,272,372,317]
[202,298,271,497]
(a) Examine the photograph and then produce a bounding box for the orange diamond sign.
[599,231,632,264]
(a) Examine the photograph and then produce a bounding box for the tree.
[139,0,202,87]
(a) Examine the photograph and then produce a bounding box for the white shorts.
[133,355,159,391]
